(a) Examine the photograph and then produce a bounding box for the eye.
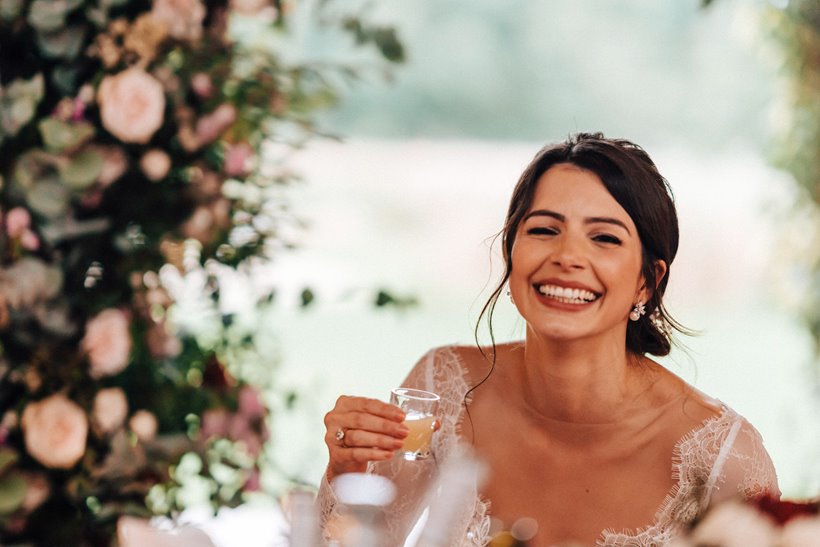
[527,226,558,236]
[592,233,622,245]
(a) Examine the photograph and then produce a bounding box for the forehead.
[529,163,632,222]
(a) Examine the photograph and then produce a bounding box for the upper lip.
[532,278,602,296]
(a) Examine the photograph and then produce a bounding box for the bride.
[318,133,779,546]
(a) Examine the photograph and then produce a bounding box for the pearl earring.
[629,301,646,322]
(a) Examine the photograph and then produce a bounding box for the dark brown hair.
[477,132,687,356]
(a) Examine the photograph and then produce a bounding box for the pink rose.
[190,72,213,98]
[22,394,88,469]
[230,0,277,20]
[223,142,255,177]
[6,207,31,238]
[82,308,132,378]
[201,408,230,439]
[140,149,171,181]
[98,67,165,144]
[93,387,128,434]
[194,104,237,146]
[151,0,206,42]
[129,410,158,441]
[238,386,266,419]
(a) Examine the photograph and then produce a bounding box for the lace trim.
[317,346,779,547]
[435,346,777,547]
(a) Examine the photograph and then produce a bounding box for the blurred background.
[259,0,820,501]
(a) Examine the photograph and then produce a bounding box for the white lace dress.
[318,346,780,546]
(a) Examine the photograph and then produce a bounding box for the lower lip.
[533,288,597,312]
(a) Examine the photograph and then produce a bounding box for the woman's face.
[509,163,650,344]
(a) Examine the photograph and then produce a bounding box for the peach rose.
[140,149,171,181]
[21,472,50,512]
[151,0,206,42]
[22,394,88,469]
[129,410,158,441]
[93,387,128,434]
[98,67,165,144]
[96,145,129,187]
[82,308,132,378]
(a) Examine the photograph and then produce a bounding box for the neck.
[505,328,653,425]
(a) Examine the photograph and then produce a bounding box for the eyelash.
[592,234,622,245]
[525,227,622,245]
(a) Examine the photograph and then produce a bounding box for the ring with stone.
[335,428,346,444]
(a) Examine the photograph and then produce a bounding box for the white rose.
[117,516,216,547]
[140,149,171,181]
[781,516,820,547]
[93,388,129,434]
[98,67,165,144]
[22,394,88,469]
[82,309,132,378]
[129,410,158,441]
[690,501,778,547]
[151,0,206,42]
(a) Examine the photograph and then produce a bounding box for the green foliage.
[765,1,820,360]
[0,0,403,544]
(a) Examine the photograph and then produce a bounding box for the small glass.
[390,388,440,461]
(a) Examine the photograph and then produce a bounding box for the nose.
[549,233,585,270]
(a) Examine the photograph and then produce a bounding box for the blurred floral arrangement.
[0,0,402,545]
[671,495,820,547]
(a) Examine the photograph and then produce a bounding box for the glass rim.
[391,387,440,402]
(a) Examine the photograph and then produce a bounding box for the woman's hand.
[323,395,409,481]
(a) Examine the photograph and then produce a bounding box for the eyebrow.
[523,209,632,235]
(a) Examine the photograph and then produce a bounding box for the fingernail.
[398,426,409,437]
[392,439,404,449]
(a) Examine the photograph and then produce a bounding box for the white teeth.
[536,284,598,304]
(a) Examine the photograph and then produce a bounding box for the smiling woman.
[317,133,780,547]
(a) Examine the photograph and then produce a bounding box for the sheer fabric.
[318,346,780,546]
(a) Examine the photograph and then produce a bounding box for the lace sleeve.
[317,347,467,547]
[707,417,781,506]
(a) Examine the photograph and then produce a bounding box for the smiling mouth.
[535,284,600,305]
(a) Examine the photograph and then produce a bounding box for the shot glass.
[389,388,440,461]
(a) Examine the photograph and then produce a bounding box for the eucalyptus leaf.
[27,0,82,32]
[0,0,22,21]
[59,149,104,189]
[0,474,26,515]
[0,447,18,475]
[12,149,60,189]
[52,65,81,95]
[26,178,71,218]
[39,119,95,152]
[0,74,45,138]
[35,24,86,60]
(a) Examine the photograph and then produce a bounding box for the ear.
[636,259,668,303]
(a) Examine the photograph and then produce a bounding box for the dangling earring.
[505,287,514,304]
[629,301,646,322]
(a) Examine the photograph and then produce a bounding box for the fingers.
[334,395,406,422]
[324,395,412,478]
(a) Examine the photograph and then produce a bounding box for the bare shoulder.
[445,342,523,385]
[643,358,724,428]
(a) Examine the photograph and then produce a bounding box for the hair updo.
[479,132,686,356]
